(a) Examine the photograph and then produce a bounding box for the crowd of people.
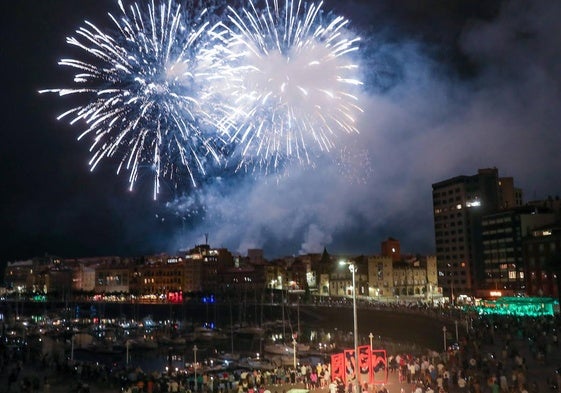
[2,310,561,393]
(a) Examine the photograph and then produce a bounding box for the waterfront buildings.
[523,222,561,299]
[481,206,555,292]
[432,168,523,297]
[368,243,438,299]
[3,238,441,304]
[433,167,560,299]
[3,168,559,303]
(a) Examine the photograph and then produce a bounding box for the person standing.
[329,379,337,393]
[457,375,467,392]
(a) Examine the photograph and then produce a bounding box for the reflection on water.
[74,347,185,372]
[5,300,429,376]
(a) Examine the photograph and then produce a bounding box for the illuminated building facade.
[182,244,234,291]
[72,264,96,292]
[95,264,130,294]
[128,256,203,299]
[328,256,368,297]
[481,206,555,293]
[5,260,35,292]
[265,263,286,291]
[523,222,561,299]
[3,243,441,303]
[368,238,438,299]
[5,257,72,295]
[432,168,522,297]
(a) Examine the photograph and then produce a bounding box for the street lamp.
[368,332,374,350]
[340,260,358,393]
[455,320,459,343]
[442,326,447,352]
[71,334,75,361]
[193,344,198,392]
[126,339,130,366]
[292,337,297,368]
[447,264,454,306]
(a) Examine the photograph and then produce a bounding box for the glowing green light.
[32,294,47,302]
[467,297,558,317]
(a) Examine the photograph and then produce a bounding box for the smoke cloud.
[3,0,560,265]
[166,0,561,258]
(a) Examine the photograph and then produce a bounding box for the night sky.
[1,0,560,271]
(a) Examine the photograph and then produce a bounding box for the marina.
[3,298,561,393]
[1,299,352,375]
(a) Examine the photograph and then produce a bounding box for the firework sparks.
[41,0,364,197]
[212,0,363,172]
[40,0,224,199]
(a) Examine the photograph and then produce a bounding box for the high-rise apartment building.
[432,168,522,297]
[481,206,555,292]
[523,221,561,299]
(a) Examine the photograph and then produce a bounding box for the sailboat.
[263,342,310,354]
[235,325,265,336]
[264,289,309,356]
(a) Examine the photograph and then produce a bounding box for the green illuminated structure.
[469,297,558,317]
[32,294,47,302]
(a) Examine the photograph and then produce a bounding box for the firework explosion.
[40,0,225,199]
[213,0,363,172]
[41,0,363,196]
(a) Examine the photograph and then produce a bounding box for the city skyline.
[1,0,560,267]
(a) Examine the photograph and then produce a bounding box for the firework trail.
[40,0,225,199]
[212,0,363,172]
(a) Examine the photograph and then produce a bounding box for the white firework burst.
[40,0,224,199]
[213,0,363,172]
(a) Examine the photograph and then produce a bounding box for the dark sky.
[1,0,560,269]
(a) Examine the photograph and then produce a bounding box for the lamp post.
[340,260,359,393]
[450,269,455,307]
[442,326,447,352]
[369,332,374,350]
[447,264,454,306]
[455,320,459,343]
[71,334,75,361]
[292,337,297,368]
[193,344,198,392]
[126,339,130,366]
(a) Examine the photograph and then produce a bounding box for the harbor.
[1,297,436,371]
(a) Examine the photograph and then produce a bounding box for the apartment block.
[432,168,522,297]
[481,206,555,293]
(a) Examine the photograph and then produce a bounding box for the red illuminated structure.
[166,291,183,304]
[331,347,388,385]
